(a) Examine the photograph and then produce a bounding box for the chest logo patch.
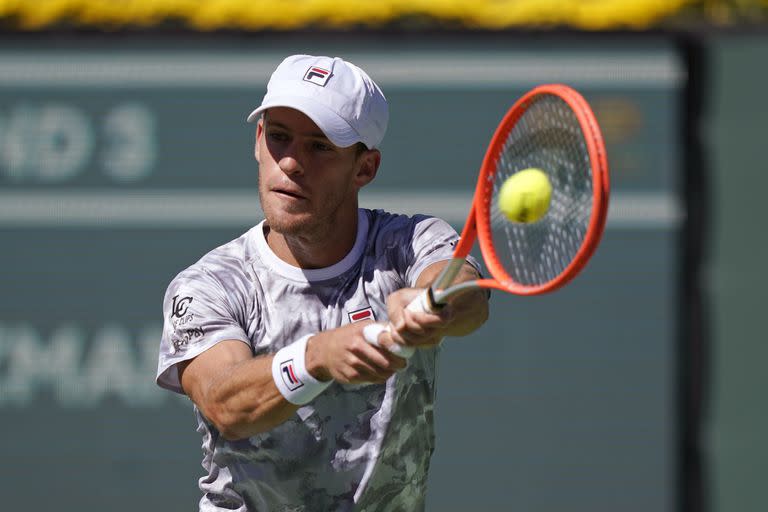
[348,307,375,323]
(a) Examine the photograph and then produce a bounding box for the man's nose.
[278,142,304,174]
[278,151,304,175]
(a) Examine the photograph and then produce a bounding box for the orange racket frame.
[429,84,610,303]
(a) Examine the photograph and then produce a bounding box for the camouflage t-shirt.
[157,208,472,511]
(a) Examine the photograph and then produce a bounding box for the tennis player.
[156,54,489,511]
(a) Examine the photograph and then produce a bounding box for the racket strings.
[489,95,593,287]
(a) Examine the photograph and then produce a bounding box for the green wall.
[0,32,764,512]
[709,35,768,512]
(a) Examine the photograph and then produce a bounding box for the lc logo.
[171,295,193,318]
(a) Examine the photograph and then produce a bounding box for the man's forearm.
[185,353,300,441]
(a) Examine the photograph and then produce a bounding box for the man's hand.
[305,321,408,385]
[381,287,452,350]
[374,260,490,354]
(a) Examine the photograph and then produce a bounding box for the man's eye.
[313,141,333,151]
[268,132,289,142]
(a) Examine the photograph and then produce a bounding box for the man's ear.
[254,117,264,163]
[354,149,381,189]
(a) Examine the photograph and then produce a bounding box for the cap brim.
[246,97,362,149]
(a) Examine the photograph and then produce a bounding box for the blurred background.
[0,1,765,511]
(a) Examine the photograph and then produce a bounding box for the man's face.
[255,107,378,238]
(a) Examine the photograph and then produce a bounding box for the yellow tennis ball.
[498,168,552,223]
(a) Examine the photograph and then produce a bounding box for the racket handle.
[362,323,415,359]
[406,288,443,314]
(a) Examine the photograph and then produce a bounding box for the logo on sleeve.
[171,295,193,318]
[169,294,203,353]
[303,66,331,86]
[348,307,375,323]
[172,327,205,353]
[280,359,304,391]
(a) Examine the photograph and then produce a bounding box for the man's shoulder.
[367,208,435,230]
[366,208,453,241]
[200,226,259,264]
[169,225,259,286]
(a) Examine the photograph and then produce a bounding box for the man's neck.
[264,211,359,269]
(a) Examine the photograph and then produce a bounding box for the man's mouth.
[273,187,307,200]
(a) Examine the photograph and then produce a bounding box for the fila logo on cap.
[279,359,304,391]
[304,66,331,86]
[348,306,375,323]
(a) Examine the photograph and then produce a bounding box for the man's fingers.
[334,337,407,384]
[399,306,451,331]
[354,338,403,369]
[363,322,415,359]
[389,306,451,346]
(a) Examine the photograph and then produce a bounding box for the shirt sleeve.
[406,215,483,286]
[156,266,251,394]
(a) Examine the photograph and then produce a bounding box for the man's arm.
[178,340,291,440]
[178,321,406,441]
[382,260,489,350]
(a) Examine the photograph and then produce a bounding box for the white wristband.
[271,334,332,405]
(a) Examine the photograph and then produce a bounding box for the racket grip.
[406,289,441,314]
[362,323,415,359]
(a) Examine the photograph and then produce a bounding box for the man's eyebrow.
[266,120,329,141]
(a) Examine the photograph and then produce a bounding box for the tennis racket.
[364,84,609,357]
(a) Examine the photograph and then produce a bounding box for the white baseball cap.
[247,54,389,149]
